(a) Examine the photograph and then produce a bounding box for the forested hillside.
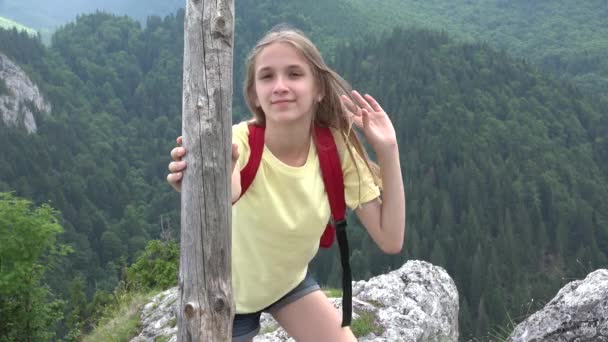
[4,0,608,92]
[1,5,607,341]
[346,0,608,94]
[0,15,184,338]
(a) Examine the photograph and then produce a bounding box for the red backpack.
[237,123,353,327]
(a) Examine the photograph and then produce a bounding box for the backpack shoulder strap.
[314,125,346,247]
[237,124,264,202]
[314,125,352,327]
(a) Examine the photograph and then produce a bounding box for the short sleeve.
[334,130,381,209]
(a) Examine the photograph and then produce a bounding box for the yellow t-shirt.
[231,121,380,313]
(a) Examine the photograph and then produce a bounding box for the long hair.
[243,25,382,189]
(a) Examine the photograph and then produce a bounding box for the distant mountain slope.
[3,0,607,93]
[0,15,36,35]
[346,0,608,93]
[0,51,51,133]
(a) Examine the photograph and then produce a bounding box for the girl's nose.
[273,76,288,94]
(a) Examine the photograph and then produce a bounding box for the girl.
[167,26,405,342]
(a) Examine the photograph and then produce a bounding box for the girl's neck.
[264,119,312,167]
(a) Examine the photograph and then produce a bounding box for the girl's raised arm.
[343,91,406,254]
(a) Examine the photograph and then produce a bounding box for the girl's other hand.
[167,137,239,193]
[167,136,186,192]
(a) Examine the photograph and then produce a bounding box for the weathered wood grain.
[178,0,235,340]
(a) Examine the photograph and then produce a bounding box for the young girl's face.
[253,42,321,126]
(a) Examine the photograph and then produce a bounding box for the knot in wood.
[212,14,233,46]
[213,297,227,312]
[184,302,199,318]
[212,18,230,36]
[215,18,226,30]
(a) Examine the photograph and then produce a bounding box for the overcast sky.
[0,0,183,30]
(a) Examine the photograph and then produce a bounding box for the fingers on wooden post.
[232,143,239,161]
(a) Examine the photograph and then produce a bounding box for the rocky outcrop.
[130,260,460,342]
[507,269,608,342]
[129,263,608,342]
[353,260,459,341]
[130,289,179,342]
[0,52,51,134]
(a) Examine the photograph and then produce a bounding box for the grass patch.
[351,310,384,338]
[486,311,525,342]
[0,16,37,36]
[367,299,385,308]
[322,287,342,298]
[169,317,177,328]
[260,323,279,334]
[487,324,515,342]
[487,315,517,342]
[82,291,153,342]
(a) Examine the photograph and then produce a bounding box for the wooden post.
[178,0,235,340]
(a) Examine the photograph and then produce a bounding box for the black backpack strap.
[335,220,352,327]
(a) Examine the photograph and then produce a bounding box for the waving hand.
[341,90,397,155]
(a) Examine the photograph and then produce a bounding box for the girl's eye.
[259,74,272,80]
[289,72,301,77]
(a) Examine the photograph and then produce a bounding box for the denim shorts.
[232,273,320,341]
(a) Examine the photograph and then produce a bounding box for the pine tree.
[64,276,88,341]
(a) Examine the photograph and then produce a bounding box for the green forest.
[1,1,607,341]
[345,0,608,94]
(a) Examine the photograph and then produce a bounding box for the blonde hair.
[243,25,381,189]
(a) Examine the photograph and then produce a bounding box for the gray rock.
[130,260,460,342]
[352,260,459,342]
[130,288,178,342]
[507,269,608,342]
[0,52,51,134]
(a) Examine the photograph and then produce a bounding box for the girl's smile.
[271,99,295,105]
